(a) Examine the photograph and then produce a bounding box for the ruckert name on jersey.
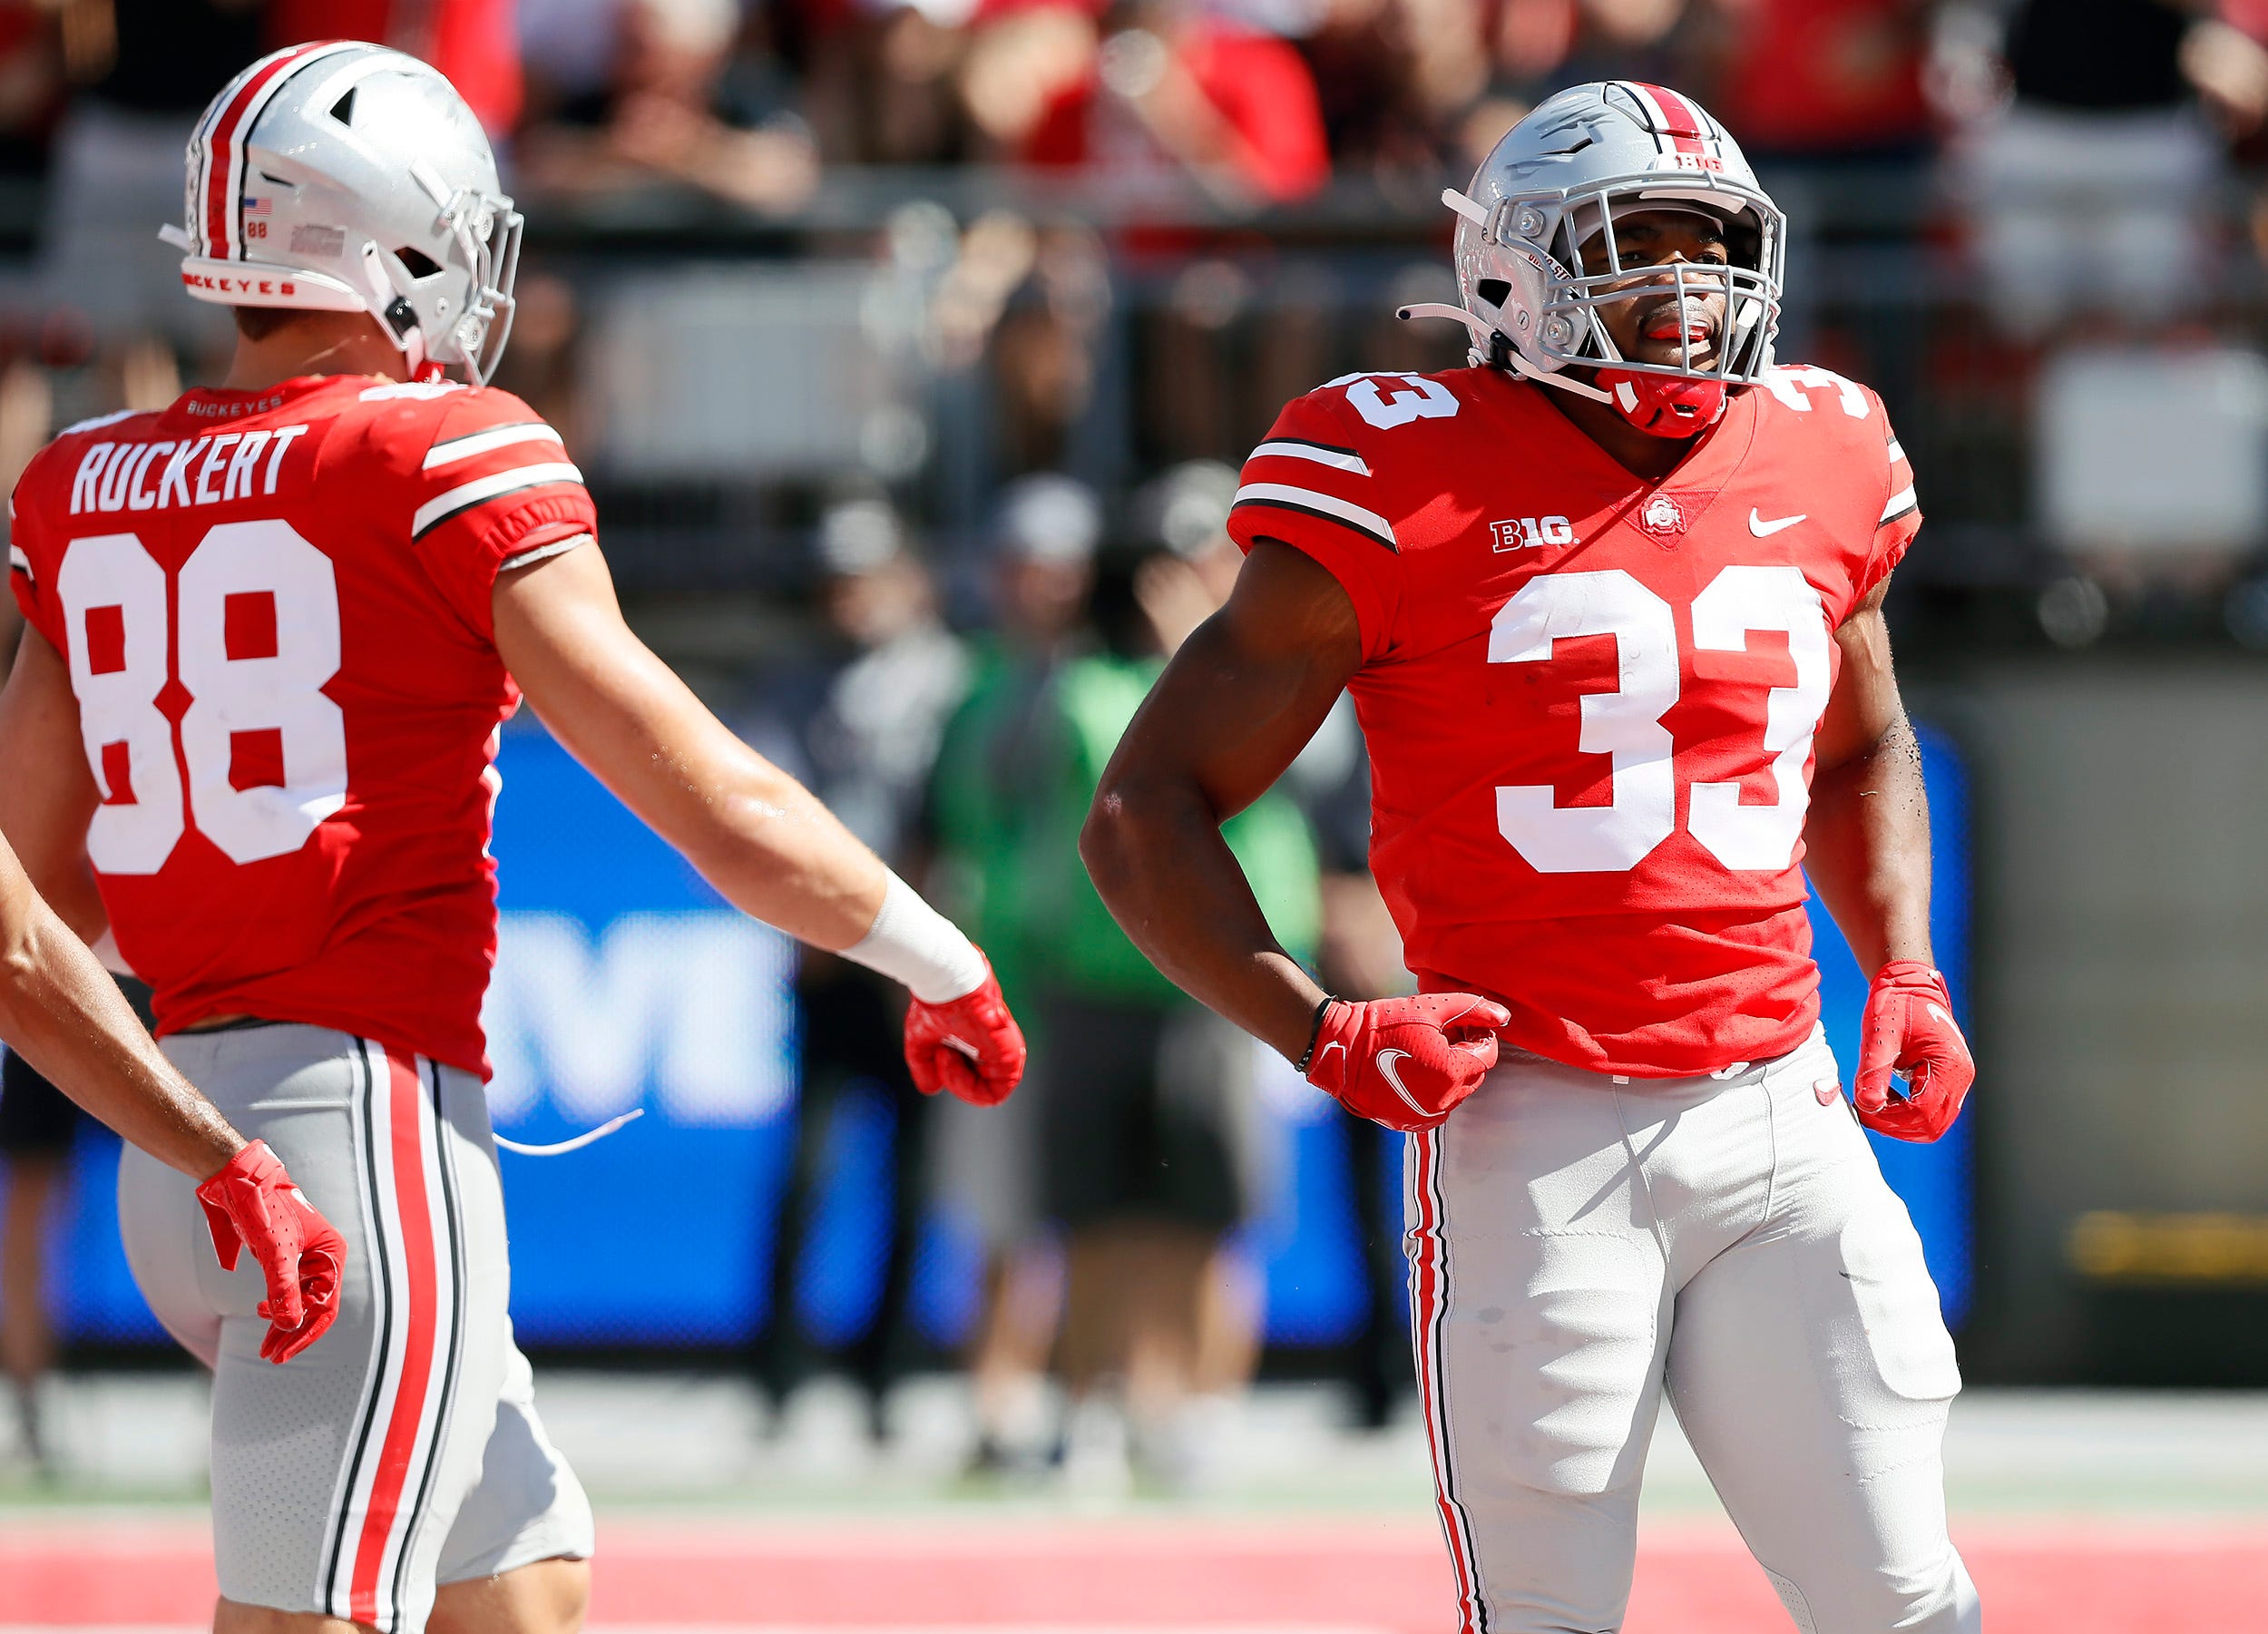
[9,376,597,1077]
[1229,361,1921,1078]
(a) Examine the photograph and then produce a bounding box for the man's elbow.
[0,917,48,1042]
[1079,784,1130,901]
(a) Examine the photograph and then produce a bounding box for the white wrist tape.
[843,872,986,1003]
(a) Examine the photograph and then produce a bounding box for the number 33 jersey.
[9,375,599,1077]
[1230,363,1921,1077]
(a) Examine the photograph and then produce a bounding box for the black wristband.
[1294,994,1337,1074]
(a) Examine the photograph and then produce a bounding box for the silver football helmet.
[1401,81,1785,403]
[162,41,523,385]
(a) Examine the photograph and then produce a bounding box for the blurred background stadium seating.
[0,3,2266,1624]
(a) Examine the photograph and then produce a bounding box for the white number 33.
[1490,566,1832,876]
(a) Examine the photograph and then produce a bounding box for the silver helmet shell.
[164,40,523,385]
[1436,82,1785,390]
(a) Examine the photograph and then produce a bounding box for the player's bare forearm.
[1087,762,1324,1061]
[493,543,887,950]
[0,627,108,942]
[1806,579,1932,976]
[0,839,241,1179]
[1083,540,1360,1062]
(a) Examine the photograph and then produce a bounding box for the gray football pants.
[119,1024,592,1633]
[1405,1026,1980,1634]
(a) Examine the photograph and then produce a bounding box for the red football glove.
[196,1141,348,1365]
[904,955,1028,1107]
[1853,960,1975,1143]
[1305,993,1510,1132]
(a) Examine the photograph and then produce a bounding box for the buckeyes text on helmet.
[163,40,523,386]
[1399,82,1787,435]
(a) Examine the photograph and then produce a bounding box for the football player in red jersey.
[0,42,1023,1634]
[1084,83,1978,1633]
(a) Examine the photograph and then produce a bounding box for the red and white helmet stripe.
[188,40,363,262]
[1616,81,1716,162]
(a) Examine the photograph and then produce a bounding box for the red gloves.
[1853,960,1975,1143]
[196,1141,348,1365]
[904,955,1028,1107]
[1305,993,1510,1131]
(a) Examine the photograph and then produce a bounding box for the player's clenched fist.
[1304,993,1511,1131]
[1853,960,1974,1143]
[904,955,1028,1106]
[195,1141,347,1365]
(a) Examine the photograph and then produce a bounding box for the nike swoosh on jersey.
[1375,1048,1431,1117]
[1748,509,1806,536]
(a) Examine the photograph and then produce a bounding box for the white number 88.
[54,519,347,874]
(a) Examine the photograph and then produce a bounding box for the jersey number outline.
[55,520,346,875]
[1488,566,1831,875]
[1764,364,1869,418]
[1328,371,1461,431]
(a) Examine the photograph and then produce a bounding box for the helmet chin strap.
[1397,300,1615,405]
[1397,298,1727,435]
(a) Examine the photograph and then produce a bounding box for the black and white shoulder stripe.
[1880,434,1917,526]
[1232,482,1399,553]
[411,417,582,541]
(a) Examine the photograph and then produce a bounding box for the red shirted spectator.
[1022,0,1329,205]
[267,0,523,134]
[1708,0,1931,157]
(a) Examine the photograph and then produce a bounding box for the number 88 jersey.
[9,375,599,1078]
[1229,362,1921,1078]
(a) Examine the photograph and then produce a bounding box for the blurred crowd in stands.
[0,2,2266,511]
[0,5,2263,563]
[1,3,2265,298]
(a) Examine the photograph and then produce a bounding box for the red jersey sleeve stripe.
[422,423,563,471]
[1880,483,1918,525]
[412,464,585,540]
[8,545,28,582]
[1232,483,1398,552]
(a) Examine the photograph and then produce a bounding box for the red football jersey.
[1229,364,1921,1076]
[9,375,598,1076]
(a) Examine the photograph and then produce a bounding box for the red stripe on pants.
[1412,1130,1481,1631]
[348,1049,439,1626]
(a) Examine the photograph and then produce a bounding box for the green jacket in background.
[927,639,1058,1010]
[929,645,1322,1016]
[1031,652,1320,1008]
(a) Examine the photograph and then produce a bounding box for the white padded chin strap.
[1503,349,1614,405]
[1395,300,1615,405]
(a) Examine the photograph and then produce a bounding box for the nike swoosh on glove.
[904,954,1028,1107]
[1853,960,1975,1143]
[196,1140,348,1364]
[1305,994,1510,1132]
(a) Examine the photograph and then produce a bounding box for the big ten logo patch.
[1492,515,1574,552]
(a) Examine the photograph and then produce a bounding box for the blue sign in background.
[35,721,1972,1349]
